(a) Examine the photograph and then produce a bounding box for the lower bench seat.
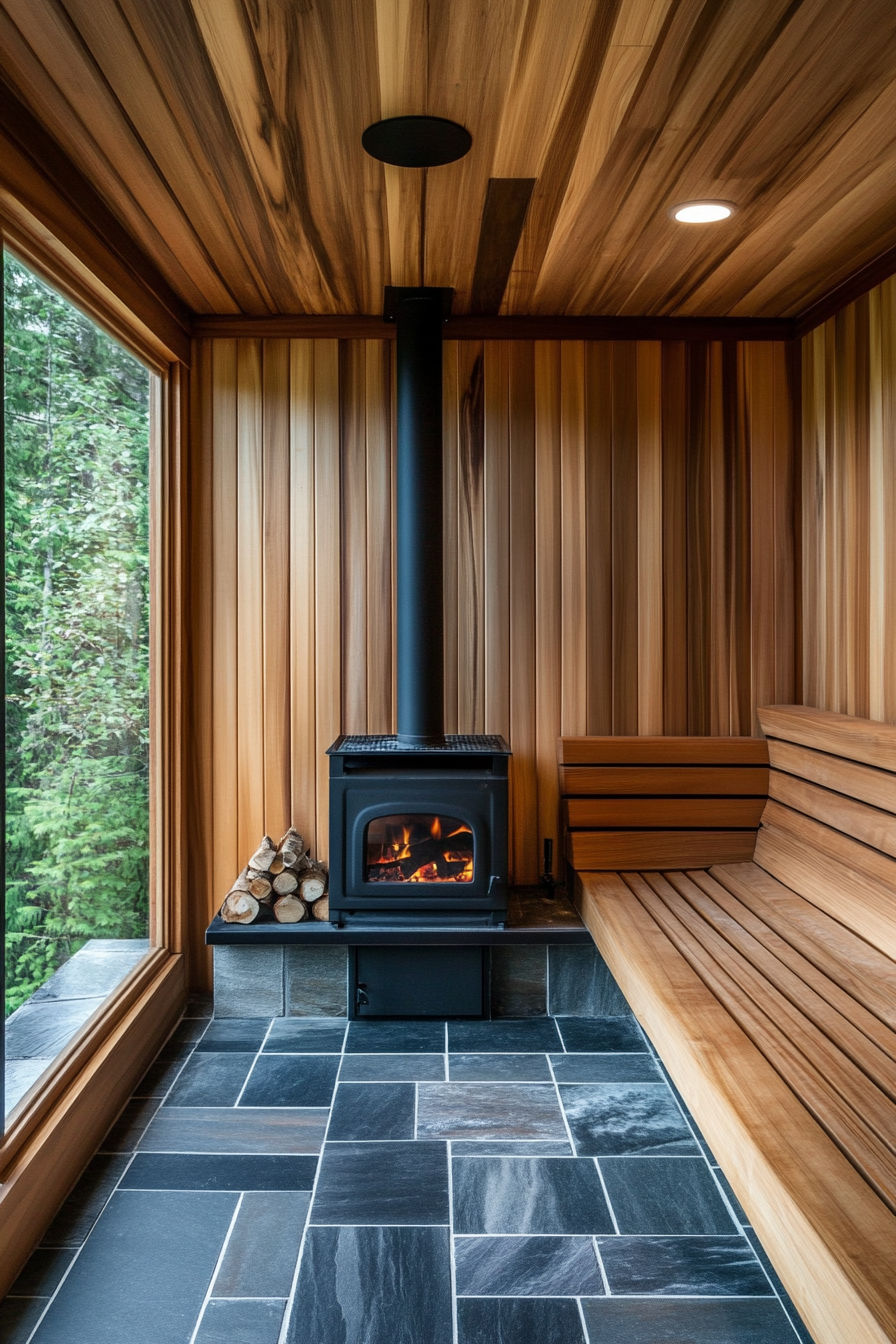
[564,709,896,1344]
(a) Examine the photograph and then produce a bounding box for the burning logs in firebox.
[220,828,329,924]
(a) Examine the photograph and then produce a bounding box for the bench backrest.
[756,706,896,960]
[558,736,769,871]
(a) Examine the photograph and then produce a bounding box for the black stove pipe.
[394,289,445,744]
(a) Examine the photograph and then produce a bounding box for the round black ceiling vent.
[362,116,472,168]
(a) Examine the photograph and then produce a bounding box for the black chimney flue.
[390,286,452,745]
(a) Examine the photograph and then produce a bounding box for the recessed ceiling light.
[670,200,735,223]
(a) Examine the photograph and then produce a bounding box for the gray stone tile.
[338,1053,446,1082]
[139,1106,327,1154]
[212,1192,309,1296]
[165,1052,255,1106]
[5,998,105,1059]
[327,1083,416,1140]
[742,1227,817,1344]
[556,1016,647,1052]
[346,1020,446,1053]
[457,1297,585,1344]
[288,1226,452,1344]
[560,1084,699,1156]
[448,1019,562,1053]
[40,1154,131,1248]
[582,1298,800,1343]
[597,1235,772,1296]
[132,1051,193,1098]
[548,945,632,1016]
[184,993,214,1018]
[122,1153,318,1191]
[550,1053,661,1083]
[4,1058,51,1113]
[99,1097,161,1153]
[450,1141,573,1156]
[599,1157,740,1233]
[214,945,284,1018]
[30,1190,238,1344]
[449,1053,552,1082]
[454,1236,603,1296]
[452,1156,614,1234]
[311,1142,449,1225]
[194,1019,271,1052]
[0,1297,50,1344]
[489,945,546,1017]
[31,943,148,1001]
[170,1018,211,1044]
[239,1054,340,1107]
[196,1299,285,1344]
[285,946,347,1017]
[417,1083,567,1141]
[264,1017,347,1053]
[9,1249,76,1297]
[713,1165,750,1226]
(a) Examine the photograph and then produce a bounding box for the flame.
[430,816,441,840]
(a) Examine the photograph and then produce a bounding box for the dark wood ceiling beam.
[470,178,535,315]
[192,313,794,340]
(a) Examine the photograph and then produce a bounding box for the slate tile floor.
[0,994,817,1344]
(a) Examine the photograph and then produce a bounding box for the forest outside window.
[3,251,153,1122]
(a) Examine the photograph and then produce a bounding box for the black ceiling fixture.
[361,115,472,168]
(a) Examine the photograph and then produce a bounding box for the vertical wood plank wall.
[188,336,794,977]
[801,276,896,723]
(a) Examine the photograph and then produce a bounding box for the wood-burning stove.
[327,734,510,926]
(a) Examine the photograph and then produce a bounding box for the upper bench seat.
[561,708,896,1344]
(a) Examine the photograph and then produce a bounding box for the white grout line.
[446,1141,459,1344]
[592,1236,612,1297]
[276,1014,347,1344]
[188,1193,243,1344]
[414,1084,419,1140]
[577,1295,591,1342]
[546,1054,578,1155]
[592,1159,620,1235]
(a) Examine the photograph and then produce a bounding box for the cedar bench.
[561,708,896,1344]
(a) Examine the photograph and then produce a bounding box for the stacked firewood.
[220,828,329,925]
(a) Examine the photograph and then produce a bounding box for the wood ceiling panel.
[1,0,893,317]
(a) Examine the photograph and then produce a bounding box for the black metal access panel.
[352,945,485,1017]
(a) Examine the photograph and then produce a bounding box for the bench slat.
[759,706,896,771]
[576,870,896,1344]
[559,736,769,765]
[632,873,896,1206]
[665,871,896,1092]
[566,830,756,871]
[768,739,896,812]
[769,769,896,858]
[560,765,769,796]
[564,797,766,828]
[706,863,896,1033]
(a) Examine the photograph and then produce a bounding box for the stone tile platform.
[210,887,613,1020]
[4,940,150,1116]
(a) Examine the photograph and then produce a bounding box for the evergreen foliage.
[4,253,150,1015]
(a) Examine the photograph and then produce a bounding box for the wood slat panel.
[761,798,896,893]
[565,798,766,829]
[769,770,896,858]
[559,736,770,765]
[567,831,756,871]
[761,702,896,769]
[575,870,896,1344]
[561,766,770,796]
[768,739,896,812]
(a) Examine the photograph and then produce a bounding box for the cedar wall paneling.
[188,337,794,965]
[801,277,896,722]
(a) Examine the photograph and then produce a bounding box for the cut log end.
[299,872,326,904]
[273,870,299,895]
[273,894,307,923]
[311,893,330,922]
[248,875,273,901]
[221,892,260,924]
[249,836,278,872]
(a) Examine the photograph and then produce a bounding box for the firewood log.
[273,894,307,923]
[298,871,326,904]
[272,870,298,895]
[247,874,273,901]
[249,836,277,872]
[221,892,260,924]
[269,854,285,875]
[311,893,330,922]
[229,866,252,893]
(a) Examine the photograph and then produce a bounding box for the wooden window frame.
[0,189,189,1293]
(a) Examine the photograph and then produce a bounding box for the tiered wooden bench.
[561,710,896,1344]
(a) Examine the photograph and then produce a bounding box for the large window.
[3,253,151,1118]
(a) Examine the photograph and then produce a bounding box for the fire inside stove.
[365,814,474,884]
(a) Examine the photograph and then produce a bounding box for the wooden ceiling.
[2,0,895,318]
